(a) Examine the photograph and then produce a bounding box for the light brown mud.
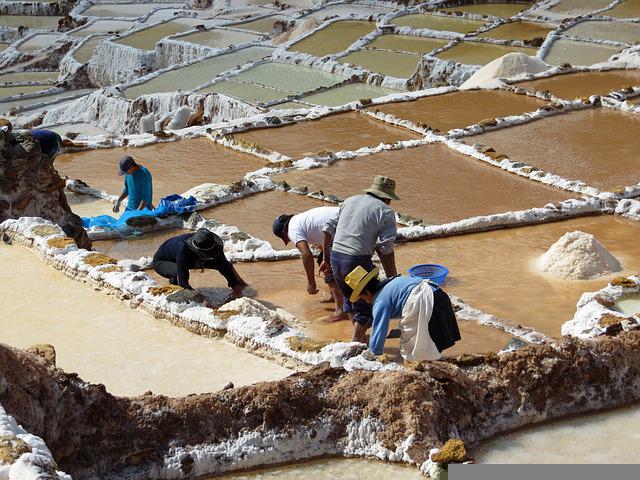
[466,108,640,191]
[518,70,640,99]
[55,138,263,197]
[271,143,573,225]
[395,216,640,336]
[234,112,422,159]
[201,190,327,248]
[368,89,546,133]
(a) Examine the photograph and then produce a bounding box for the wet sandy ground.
[518,70,640,99]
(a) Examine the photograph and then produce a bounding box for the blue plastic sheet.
[82,194,199,229]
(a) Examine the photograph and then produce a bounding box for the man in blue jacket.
[345,265,461,361]
[113,155,154,213]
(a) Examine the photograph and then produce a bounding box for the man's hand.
[319,260,330,275]
[231,284,245,299]
[112,201,121,213]
[306,282,319,295]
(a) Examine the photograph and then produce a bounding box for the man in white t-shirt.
[273,206,348,322]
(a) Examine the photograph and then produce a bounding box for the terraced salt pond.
[16,33,65,52]
[368,89,546,133]
[271,143,573,225]
[70,20,136,37]
[231,14,292,34]
[0,89,94,114]
[0,245,291,398]
[394,215,640,336]
[603,0,640,18]
[339,49,421,78]
[55,138,264,198]
[391,13,486,33]
[198,80,290,104]
[234,111,421,159]
[82,3,183,18]
[615,297,640,316]
[467,108,640,190]
[306,4,393,21]
[438,2,533,17]
[289,20,376,57]
[73,36,106,64]
[230,62,346,93]
[0,84,52,98]
[114,18,203,50]
[518,70,640,99]
[564,20,640,44]
[0,71,58,83]
[300,82,396,106]
[0,15,62,29]
[365,34,449,54]
[177,28,263,49]
[123,46,274,99]
[550,0,614,15]
[435,41,537,65]
[66,192,115,218]
[478,21,553,41]
[543,39,621,67]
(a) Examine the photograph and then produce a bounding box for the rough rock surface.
[2,329,640,479]
[0,127,91,249]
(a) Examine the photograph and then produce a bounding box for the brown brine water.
[518,70,640,99]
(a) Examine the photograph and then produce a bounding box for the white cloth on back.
[399,280,440,361]
[288,206,339,247]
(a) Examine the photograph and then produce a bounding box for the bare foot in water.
[324,311,349,323]
[319,293,334,303]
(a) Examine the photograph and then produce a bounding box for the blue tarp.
[82,194,199,229]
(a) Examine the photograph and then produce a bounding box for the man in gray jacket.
[321,175,399,343]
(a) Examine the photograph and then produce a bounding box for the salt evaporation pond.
[478,21,553,41]
[543,39,621,67]
[66,192,116,218]
[435,41,537,65]
[300,82,396,106]
[439,2,533,17]
[0,15,62,29]
[0,84,51,98]
[368,89,546,133]
[0,71,58,83]
[123,46,274,98]
[177,28,263,49]
[272,143,573,225]
[518,70,640,99]
[16,33,65,53]
[339,49,421,78]
[0,245,291,398]
[476,402,640,463]
[395,216,640,336]
[234,111,421,159]
[211,458,424,480]
[603,0,640,18]
[114,18,203,50]
[467,108,640,190]
[289,20,376,57]
[0,89,94,114]
[366,34,449,54]
[199,80,290,104]
[564,20,640,44]
[232,14,292,34]
[391,13,486,33]
[55,138,264,197]
[70,19,136,37]
[227,62,346,93]
[306,4,393,21]
[615,297,640,316]
[82,3,183,18]
[73,36,106,64]
[550,0,614,15]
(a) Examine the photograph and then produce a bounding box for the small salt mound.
[537,231,622,280]
[460,52,550,90]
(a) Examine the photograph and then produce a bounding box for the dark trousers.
[153,260,179,285]
[330,250,374,326]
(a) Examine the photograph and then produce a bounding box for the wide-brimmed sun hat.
[118,155,137,176]
[345,265,380,303]
[272,214,294,245]
[363,175,399,201]
[186,228,223,260]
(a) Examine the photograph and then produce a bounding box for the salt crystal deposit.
[537,231,622,280]
[460,52,551,89]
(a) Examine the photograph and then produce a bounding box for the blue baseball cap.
[118,155,137,176]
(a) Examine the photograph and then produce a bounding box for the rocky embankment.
[2,328,640,478]
[0,121,91,249]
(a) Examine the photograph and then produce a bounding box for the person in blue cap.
[113,155,154,213]
[31,129,63,160]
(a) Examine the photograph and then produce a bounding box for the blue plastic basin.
[408,264,449,285]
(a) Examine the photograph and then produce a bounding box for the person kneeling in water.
[153,228,247,298]
[345,266,461,361]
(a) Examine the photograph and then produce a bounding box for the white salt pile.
[537,231,622,280]
[460,52,550,90]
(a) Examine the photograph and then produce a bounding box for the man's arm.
[138,200,148,210]
[296,240,318,295]
[113,187,128,213]
[319,231,333,275]
[369,302,391,355]
[205,255,245,298]
[377,249,397,278]
[175,246,192,289]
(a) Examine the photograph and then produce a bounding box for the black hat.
[272,214,293,245]
[186,228,223,260]
[118,155,137,176]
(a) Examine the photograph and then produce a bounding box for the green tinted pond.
[0,84,51,99]
[366,34,448,54]
[73,36,106,64]
[0,15,62,29]
[114,18,202,50]
[198,80,290,105]
[392,13,485,33]
[564,20,640,44]
[436,41,537,65]
[178,28,262,49]
[232,63,346,93]
[301,82,396,106]
[478,21,553,41]
[289,20,376,57]
[0,71,58,84]
[543,39,621,66]
[231,15,292,34]
[339,50,421,78]
[603,0,640,18]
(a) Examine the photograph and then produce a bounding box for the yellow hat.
[345,265,380,303]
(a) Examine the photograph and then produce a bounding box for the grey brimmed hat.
[118,155,137,176]
[363,175,399,200]
[186,228,223,260]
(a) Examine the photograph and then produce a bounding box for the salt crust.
[0,403,71,480]
[538,231,622,280]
